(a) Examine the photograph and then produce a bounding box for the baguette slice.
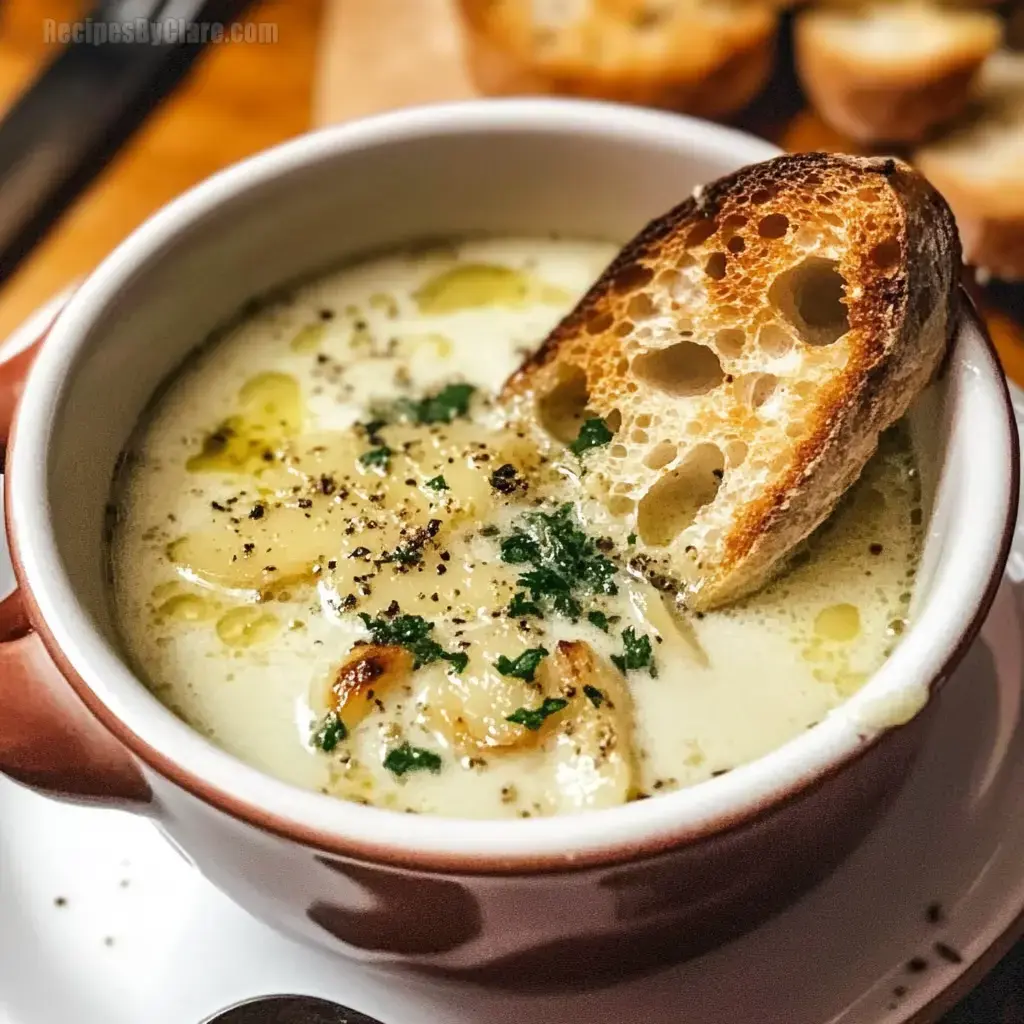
[796,2,1002,144]
[456,0,777,119]
[916,52,1024,280]
[502,153,960,611]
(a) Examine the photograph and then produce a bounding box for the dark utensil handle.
[0,0,259,286]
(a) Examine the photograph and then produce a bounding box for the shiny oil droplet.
[835,669,868,698]
[187,372,301,473]
[290,322,327,352]
[368,292,399,317]
[157,594,215,622]
[414,264,570,314]
[216,606,280,648]
[814,603,861,642]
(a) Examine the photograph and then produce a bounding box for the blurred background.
[0,0,1022,1019]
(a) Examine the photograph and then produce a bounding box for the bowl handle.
[0,317,151,808]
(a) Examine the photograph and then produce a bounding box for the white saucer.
[2,303,1024,1024]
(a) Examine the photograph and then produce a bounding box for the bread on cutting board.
[503,153,960,611]
[796,2,1003,144]
[455,0,778,118]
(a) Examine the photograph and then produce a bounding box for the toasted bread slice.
[795,2,1002,144]
[502,153,959,611]
[455,0,777,118]
[916,52,1024,280]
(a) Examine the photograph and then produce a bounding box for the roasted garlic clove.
[544,641,639,813]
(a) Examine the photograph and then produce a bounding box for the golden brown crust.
[795,6,1001,145]
[456,0,777,118]
[504,153,960,610]
[915,52,1024,279]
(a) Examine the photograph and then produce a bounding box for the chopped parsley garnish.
[612,627,657,677]
[587,610,611,632]
[426,475,449,491]
[395,383,475,425]
[506,697,568,731]
[499,503,618,619]
[494,647,549,683]
[312,711,347,752]
[361,419,386,444]
[383,742,443,777]
[627,533,638,545]
[379,544,422,566]
[359,445,392,470]
[569,417,614,457]
[358,612,468,673]
[480,524,500,538]
[583,685,605,708]
[508,591,542,618]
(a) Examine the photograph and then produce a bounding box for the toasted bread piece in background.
[795,3,1002,144]
[917,51,1024,280]
[503,153,959,611]
[455,0,778,118]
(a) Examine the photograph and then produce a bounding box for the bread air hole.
[643,441,677,471]
[737,372,778,410]
[637,443,725,548]
[631,341,724,397]
[769,257,849,346]
[715,328,746,359]
[758,213,789,239]
[871,238,901,272]
[758,323,794,358]
[537,364,589,443]
[705,253,727,281]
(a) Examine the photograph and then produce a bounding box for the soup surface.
[111,237,922,819]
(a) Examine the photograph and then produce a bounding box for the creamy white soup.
[110,237,922,819]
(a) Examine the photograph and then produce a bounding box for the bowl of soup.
[0,100,1015,986]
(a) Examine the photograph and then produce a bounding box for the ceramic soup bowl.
[0,101,1016,987]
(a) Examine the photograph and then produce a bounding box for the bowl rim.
[6,99,1018,874]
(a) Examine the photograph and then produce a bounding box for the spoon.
[203,995,386,1024]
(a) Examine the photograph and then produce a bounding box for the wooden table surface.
[0,1,1022,1019]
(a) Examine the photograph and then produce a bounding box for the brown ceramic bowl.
[0,101,1016,987]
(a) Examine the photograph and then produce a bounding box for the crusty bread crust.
[456,0,777,118]
[916,52,1024,279]
[795,5,1002,145]
[503,153,960,611]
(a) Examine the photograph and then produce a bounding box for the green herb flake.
[380,544,422,567]
[506,697,569,732]
[426,475,449,492]
[494,646,549,683]
[312,711,347,752]
[611,627,657,677]
[383,742,443,777]
[361,419,386,442]
[359,445,392,470]
[508,591,542,618]
[583,685,605,708]
[480,524,500,538]
[396,383,476,425]
[627,533,638,545]
[587,610,611,632]
[358,613,468,673]
[569,417,614,457]
[498,503,618,620]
